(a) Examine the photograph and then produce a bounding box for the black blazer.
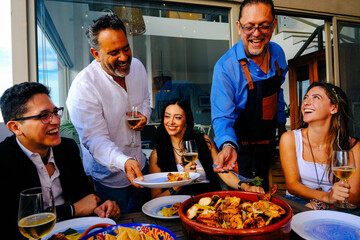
[1,135,93,240]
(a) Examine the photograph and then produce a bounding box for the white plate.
[142,195,191,219]
[134,172,200,188]
[43,217,116,240]
[291,210,360,240]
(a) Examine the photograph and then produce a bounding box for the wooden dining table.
[115,194,311,240]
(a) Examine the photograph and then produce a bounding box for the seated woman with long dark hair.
[150,98,264,198]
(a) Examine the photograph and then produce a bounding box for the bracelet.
[222,142,237,151]
[309,199,329,210]
[168,187,177,195]
[69,203,75,216]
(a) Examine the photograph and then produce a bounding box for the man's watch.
[168,187,177,195]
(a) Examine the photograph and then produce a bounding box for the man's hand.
[73,194,101,217]
[242,184,265,194]
[213,146,237,172]
[94,200,121,219]
[125,158,144,188]
[126,111,147,131]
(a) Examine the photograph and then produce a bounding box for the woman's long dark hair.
[154,98,198,170]
[157,98,195,145]
[153,98,221,192]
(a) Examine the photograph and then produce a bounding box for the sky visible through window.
[37,26,60,107]
[0,0,12,95]
[0,1,60,121]
[0,0,12,122]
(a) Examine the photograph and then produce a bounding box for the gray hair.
[85,14,127,50]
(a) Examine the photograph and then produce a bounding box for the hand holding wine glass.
[18,187,56,239]
[126,106,141,148]
[182,140,198,166]
[332,150,356,209]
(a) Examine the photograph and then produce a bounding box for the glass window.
[337,20,360,138]
[36,0,231,139]
[0,0,13,116]
[37,26,60,107]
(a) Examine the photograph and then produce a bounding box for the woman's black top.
[155,133,222,195]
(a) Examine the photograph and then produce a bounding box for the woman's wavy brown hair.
[297,82,351,181]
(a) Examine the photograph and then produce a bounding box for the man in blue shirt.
[211,0,288,191]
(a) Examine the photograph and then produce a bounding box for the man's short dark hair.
[239,0,275,21]
[86,14,127,50]
[0,82,50,124]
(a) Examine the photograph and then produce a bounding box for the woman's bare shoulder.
[280,130,296,144]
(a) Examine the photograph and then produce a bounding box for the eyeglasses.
[239,20,274,35]
[13,107,64,124]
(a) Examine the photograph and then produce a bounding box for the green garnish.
[61,228,79,235]
[252,176,263,186]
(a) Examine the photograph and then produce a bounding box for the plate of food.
[134,172,200,188]
[142,195,191,219]
[79,223,176,240]
[43,217,116,240]
[291,210,360,240]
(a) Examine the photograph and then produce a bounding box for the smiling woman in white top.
[280,82,360,209]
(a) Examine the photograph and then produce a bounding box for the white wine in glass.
[127,118,142,128]
[18,187,56,239]
[126,106,140,148]
[183,140,198,164]
[332,150,357,209]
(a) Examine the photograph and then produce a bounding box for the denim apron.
[233,59,282,190]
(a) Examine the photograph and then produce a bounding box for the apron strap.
[241,59,282,90]
[240,60,254,90]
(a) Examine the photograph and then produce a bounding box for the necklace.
[306,130,326,191]
[258,48,267,68]
[173,147,183,156]
[173,144,185,157]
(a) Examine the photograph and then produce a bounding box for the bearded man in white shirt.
[66,14,151,213]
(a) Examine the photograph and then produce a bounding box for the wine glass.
[332,150,357,209]
[126,106,141,148]
[18,187,56,239]
[182,140,198,165]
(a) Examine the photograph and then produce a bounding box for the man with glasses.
[211,0,288,191]
[0,82,120,240]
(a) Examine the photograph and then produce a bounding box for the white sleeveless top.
[286,129,333,196]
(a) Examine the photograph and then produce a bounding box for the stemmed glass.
[126,106,141,148]
[182,140,198,165]
[18,187,56,239]
[331,150,357,209]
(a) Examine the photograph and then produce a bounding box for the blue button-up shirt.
[211,40,288,150]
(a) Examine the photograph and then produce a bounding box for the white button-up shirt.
[16,138,65,206]
[66,58,151,188]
